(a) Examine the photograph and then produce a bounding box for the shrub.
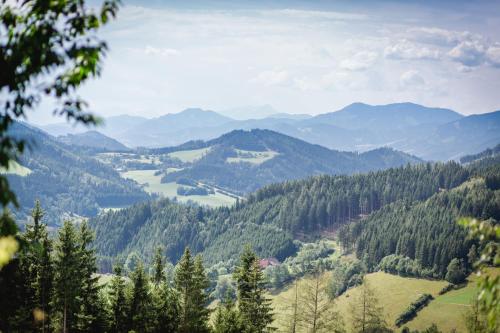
[395,294,433,327]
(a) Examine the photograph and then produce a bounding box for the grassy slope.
[168,147,212,163]
[271,269,499,332]
[120,169,235,207]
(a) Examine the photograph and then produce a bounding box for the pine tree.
[350,278,387,333]
[54,221,81,333]
[129,261,153,332]
[108,264,129,333]
[234,246,274,333]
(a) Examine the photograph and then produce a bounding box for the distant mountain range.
[39,102,500,161]
[156,129,422,194]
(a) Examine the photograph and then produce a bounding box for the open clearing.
[168,147,212,163]
[0,160,32,176]
[120,169,235,207]
[271,269,500,332]
[226,149,279,165]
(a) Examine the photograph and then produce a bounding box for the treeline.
[0,202,274,333]
[92,162,473,271]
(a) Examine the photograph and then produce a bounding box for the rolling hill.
[58,130,130,151]
[155,129,422,194]
[5,122,149,225]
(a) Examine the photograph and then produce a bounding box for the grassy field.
[271,269,500,332]
[120,169,235,207]
[168,147,212,163]
[0,160,32,176]
[226,149,279,165]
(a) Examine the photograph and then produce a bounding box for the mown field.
[168,147,212,163]
[120,169,236,207]
[271,269,499,332]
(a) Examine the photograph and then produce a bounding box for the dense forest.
[91,159,499,278]
[0,204,275,333]
[5,123,149,225]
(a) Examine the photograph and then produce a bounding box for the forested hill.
[91,159,499,276]
[5,122,149,225]
[156,129,422,194]
[57,130,130,151]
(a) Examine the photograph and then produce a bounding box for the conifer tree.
[153,280,180,333]
[108,264,129,333]
[213,295,244,333]
[54,221,81,333]
[153,246,166,286]
[175,248,211,333]
[350,278,387,333]
[75,221,107,333]
[301,268,344,333]
[129,261,153,332]
[233,246,274,333]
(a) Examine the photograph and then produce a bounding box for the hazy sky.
[34,0,500,124]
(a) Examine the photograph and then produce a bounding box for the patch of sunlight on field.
[168,147,212,163]
[407,267,500,332]
[0,160,32,176]
[336,272,448,331]
[226,149,279,165]
[121,169,235,207]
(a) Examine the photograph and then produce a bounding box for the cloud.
[384,40,441,60]
[144,46,180,57]
[400,70,425,88]
[340,51,378,71]
[406,27,472,46]
[274,9,368,21]
[486,45,500,67]
[448,40,487,67]
[251,70,289,86]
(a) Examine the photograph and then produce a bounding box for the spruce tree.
[212,295,244,333]
[75,221,107,333]
[153,280,180,333]
[129,261,153,332]
[233,246,274,333]
[175,248,210,333]
[108,264,129,333]
[54,221,81,333]
[153,246,166,286]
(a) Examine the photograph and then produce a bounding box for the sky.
[34,0,500,124]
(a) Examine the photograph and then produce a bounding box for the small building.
[258,257,280,269]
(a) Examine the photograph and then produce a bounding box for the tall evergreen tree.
[53,221,81,333]
[233,246,274,333]
[129,261,153,332]
[153,246,166,286]
[108,264,129,333]
[175,248,211,333]
[153,280,180,333]
[75,221,107,333]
